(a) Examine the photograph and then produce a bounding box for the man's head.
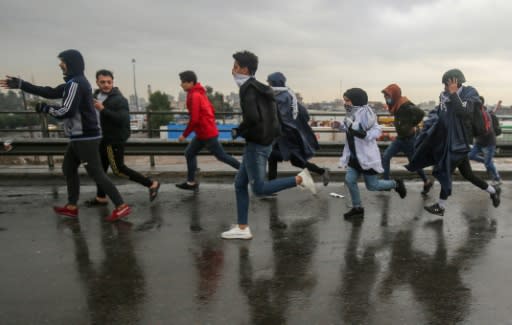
[442,68,465,91]
[96,69,114,94]
[58,49,84,77]
[179,70,197,91]
[343,88,368,107]
[267,72,286,87]
[232,51,258,76]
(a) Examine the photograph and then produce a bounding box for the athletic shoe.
[221,225,252,240]
[490,186,501,208]
[176,182,199,191]
[424,203,445,216]
[343,207,364,220]
[322,168,331,186]
[421,180,434,195]
[53,205,78,218]
[298,168,317,194]
[395,179,407,198]
[105,205,132,222]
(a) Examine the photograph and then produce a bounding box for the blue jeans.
[185,136,240,182]
[235,142,297,225]
[468,144,500,181]
[382,136,427,182]
[345,167,396,207]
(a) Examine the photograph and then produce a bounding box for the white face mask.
[233,73,251,87]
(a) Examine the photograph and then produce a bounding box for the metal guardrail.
[4,137,512,156]
[2,110,512,169]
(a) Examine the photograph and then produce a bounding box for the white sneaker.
[221,225,253,240]
[298,168,317,194]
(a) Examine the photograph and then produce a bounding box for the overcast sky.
[1,0,511,104]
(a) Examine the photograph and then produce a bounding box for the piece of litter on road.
[329,192,344,198]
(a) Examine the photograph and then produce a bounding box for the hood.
[458,85,481,102]
[382,83,409,114]
[267,72,286,87]
[243,78,275,101]
[58,49,84,79]
[189,82,206,95]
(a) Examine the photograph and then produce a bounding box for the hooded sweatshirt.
[182,82,219,140]
[382,84,424,138]
[20,49,100,140]
[238,77,280,145]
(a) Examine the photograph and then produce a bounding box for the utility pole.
[132,58,139,111]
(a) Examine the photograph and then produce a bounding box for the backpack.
[491,113,502,136]
[470,102,486,137]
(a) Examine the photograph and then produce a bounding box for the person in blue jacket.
[407,69,500,216]
[266,72,330,186]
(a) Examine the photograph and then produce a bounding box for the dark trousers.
[62,139,124,206]
[96,142,153,198]
[439,156,488,200]
[268,150,324,180]
[185,136,240,182]
[382,136,428,182]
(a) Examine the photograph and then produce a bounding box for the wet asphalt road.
[0,181,511,324]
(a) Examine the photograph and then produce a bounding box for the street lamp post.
[132,58,139,111]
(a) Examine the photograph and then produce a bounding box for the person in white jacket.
[336,88,407,220]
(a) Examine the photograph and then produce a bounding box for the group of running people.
[0,49,502,239]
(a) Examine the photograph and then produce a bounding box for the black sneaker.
[395,179,407,198]
[424,203,445,216]
[343,207,364,220]
[176,182,199,191]
[421,180,434,195]
[322,168,331,186]
[490,186,501,208]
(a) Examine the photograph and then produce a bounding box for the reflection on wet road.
[0,182,510,324]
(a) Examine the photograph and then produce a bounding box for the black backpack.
[491,113,502,136]
[470,102,486,137]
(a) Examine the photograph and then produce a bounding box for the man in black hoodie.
[86,69,160,206]
[0,50,131,221]
[221,50,317,240]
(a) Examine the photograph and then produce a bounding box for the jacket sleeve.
[238,88,261,137]
[365,123,382,141]
[182,92,202,138]
[20,81,65,99]
[100,96,130,127]
[46,81,80,119]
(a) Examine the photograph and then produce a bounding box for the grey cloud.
[1,0,511,103]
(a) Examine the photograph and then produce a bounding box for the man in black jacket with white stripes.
[0,50,131,221]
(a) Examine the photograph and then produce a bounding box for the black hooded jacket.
[93,87,131,144]
[20,49,100,139]
[238,78,280,145]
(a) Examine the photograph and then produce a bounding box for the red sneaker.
[53,205,78,218]
[105,205,132,222]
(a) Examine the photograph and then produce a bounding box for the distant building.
[177,91,187,110]
[226,92,240,110]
